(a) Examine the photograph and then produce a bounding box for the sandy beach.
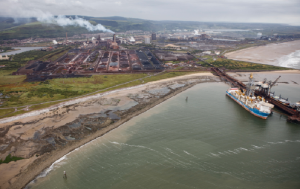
[225,40,300,67]
[0,72,219,189]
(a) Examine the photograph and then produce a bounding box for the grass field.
[210,59,290,70]
[0,108,15,117]
[0,74,147,108]
[0,70,26,84]
[202,55,214,63]
[0,71,204,118]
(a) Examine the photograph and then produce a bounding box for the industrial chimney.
[113,34,116,42]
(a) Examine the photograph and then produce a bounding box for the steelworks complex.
[10,28,286,81]
[14,35,167,81]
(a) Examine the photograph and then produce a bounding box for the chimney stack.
[113,34,116,42]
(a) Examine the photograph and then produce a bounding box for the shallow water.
[271,83,300,103]
[0,47,43,56]
[27,83,300,189]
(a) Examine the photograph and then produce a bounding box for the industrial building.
[152,33,156,40]
[16,44,164,81]
[145,37,151,44]
[0,55,9,60]
[154,50,194,61]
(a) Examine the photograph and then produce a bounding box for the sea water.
[277,50,300,69]
[27,83,300,189]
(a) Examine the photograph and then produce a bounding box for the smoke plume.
[0,1,114,33]
[38,15,114,33]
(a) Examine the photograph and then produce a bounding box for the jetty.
[211,67,300,122]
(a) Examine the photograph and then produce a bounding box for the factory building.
[0,55,9,60]
[257,32,262,39]
[120,38,127,44]
[145,37,151,44]
[152,33,156,40]
[129,36,136,44]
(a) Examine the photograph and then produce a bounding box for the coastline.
[225,40,300,67]
[0,72,219,189]
[20,83,202,189]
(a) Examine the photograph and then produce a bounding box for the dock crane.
[269,76,281,90]
[257,76,281,96]
[265,75,281,95]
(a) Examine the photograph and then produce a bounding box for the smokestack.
[113,34,116,42]
[66,32,68,43]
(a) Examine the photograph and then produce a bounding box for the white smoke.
[52,40,58,44]
[0,1,113,33]
[37,15,114,33]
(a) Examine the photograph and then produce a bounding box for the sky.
[0,0,300,25]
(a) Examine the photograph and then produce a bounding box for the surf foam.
[277,50,300,69]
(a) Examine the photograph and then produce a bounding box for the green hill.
[0,16,300,40]
[0,22,93,40]
[0,16,164,40]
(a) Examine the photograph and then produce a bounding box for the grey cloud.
[0,0,299,25]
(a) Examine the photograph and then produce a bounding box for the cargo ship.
[226,73,274,119]
[226,88,274,119]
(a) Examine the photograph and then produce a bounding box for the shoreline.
[225,40,300,67]
[20,82,202,189]
[0,73,218,189]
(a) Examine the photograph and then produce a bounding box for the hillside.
[0,22,92,40]
[0,15,300,40]
[0,16,164,40]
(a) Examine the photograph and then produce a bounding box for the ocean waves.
[277,50,300,69]
[207,139,300,158]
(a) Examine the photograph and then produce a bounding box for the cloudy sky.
[1,0,300,25]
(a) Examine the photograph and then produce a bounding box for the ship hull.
[226,91,270,119]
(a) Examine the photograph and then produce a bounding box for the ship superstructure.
[226,73,274,119]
